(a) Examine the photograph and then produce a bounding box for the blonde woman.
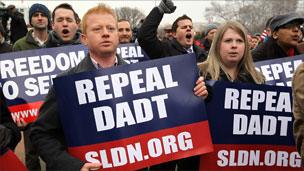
[198,21,264,84]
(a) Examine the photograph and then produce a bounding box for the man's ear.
[172,31,177,38]
[51,22,55,30]
[81,33,87,46]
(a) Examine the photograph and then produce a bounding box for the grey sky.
[2,0,212,26]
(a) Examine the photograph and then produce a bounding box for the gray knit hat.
[205,24,217,35]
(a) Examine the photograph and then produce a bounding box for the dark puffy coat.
[138,7,207,63]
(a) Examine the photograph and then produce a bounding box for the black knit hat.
[29,3,51,26]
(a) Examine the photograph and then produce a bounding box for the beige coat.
[293,62,304,160]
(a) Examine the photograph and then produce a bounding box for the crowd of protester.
[0,0,304,170]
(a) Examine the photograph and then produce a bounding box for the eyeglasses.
[281,22,302,29]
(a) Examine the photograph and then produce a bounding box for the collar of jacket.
[171,38,188,53]
[219,67,255,84]
[49,31,81,46]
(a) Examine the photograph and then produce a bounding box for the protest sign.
[53,54,213,170]
[255,54,304,87]
[0,149,27,171]
[0,45,87,123]
[116,43,149,63]
[200,81,300,171]
[0,43,149,123]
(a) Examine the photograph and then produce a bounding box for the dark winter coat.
[138,7,207,63]
[252,37,301,62]
[46,31,81,48]
[2,11,28,44]
[0,41,12,54]
[0,90,21,154]
[13,29,49,51]
[198,62,262,103]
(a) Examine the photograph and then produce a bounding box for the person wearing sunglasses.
[252,13,304,62]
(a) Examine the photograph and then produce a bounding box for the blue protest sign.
[53,54,213,170]
[200,81,300,171]
[117,43,149,63]
[255,54,304,86]
[0,44,87,122]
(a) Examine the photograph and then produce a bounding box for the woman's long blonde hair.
[200,21,264,84]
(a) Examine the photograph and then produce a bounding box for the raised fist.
[158,0,176,14]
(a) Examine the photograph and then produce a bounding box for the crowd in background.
[1,0,304,170]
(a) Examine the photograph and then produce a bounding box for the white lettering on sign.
[217,150,301,167]
[224,88,291,112]
[93,94,168,132]
[233,114,292,136]
[85,131,193,168]
[75,65,178,105]
[0,51,85,79]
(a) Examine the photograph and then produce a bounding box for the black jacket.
[2,11,28,44]
[138,7,207,63]
[46,31,81,48]
[30,54,127,170]
[0,41,12,54]
[0,90,21,154]
[199,62,260,103]
[138,7,204,171]
[252,37,301,62]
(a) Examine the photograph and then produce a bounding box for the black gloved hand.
[0,125,12,153]
[158,0,176,14]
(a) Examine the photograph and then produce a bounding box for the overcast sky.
[2,0,212,25]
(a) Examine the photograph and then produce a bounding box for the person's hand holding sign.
[194,76,208,99]
[80,162,102,171]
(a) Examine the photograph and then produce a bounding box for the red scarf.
[288,48,295,57]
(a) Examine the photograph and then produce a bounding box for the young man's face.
[52,8,78,42]
[173,19,194,48]
[118,21,132,43]
[81,13,119,57]
[31,12,48,30]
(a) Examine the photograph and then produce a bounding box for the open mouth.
[62,29,70,34]
[186,33,192,39]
